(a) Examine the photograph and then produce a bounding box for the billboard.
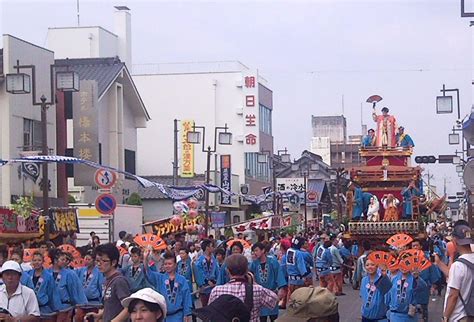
[181,120,195,178]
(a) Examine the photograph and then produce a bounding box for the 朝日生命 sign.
[242,71,259,153]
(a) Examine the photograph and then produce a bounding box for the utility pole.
[173,119,179,185]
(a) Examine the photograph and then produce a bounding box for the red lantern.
[170,215,183,226]
[185,224,196,234]
[188,209,198,218]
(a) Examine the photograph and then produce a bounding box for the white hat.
[0,261,22,275]
[121,288,167,317]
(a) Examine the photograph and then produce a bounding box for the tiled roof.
[137,175,206,200]
[55,57,124,98]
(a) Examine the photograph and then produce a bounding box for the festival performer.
[396,126,415,148]
[386,268,427,322]
[401,180,421,220]
[362,191,375,220]
[75,250,105,322]
[177,248,194,293]
[382,194,400,221]
[367,195,380,222]
[349,182,364,220]
[360,259,392,322]
[24,251,61,321]
[286,237,312,298]
[372,106,397,147]
[411,239,440,322]
[315,239,334,292]
[194,239,219,307]
[249,242,286,322]
[120,247,153,293]
[214,248,226,269]
[217,241,244,285]
[277,238,290,309]
[362,129,376,148]
[145,251,193,322]
[47,249,87,322]
[329,236,344,296]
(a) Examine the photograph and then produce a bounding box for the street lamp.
[278,148,291,163]
[449,132,460,145]
[5,59,79,240]
[186,123,232,235]
[436,84,460,119]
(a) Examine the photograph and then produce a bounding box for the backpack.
[455,258,474,317]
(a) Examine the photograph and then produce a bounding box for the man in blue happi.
[120,247,152,292]
[146,251,193,322]
[24,251,61,319]
[250,242,286,321]
[360,258,392,322]
[286,237,312,294]
[401,180,421,219]
[386,269,427,322]
[194,239,219,307]
[411,239,440,322]
[396,126,415,148]
[217,241,244,285]
[177,248,194,292]
[362,129,376,148]
[349,182,364,220]
[315,239,334,291]
[47,249,87,321]
[75,250,105,321]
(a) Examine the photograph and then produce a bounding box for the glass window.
[23,118,42,150]
[245,152,270,182]
[259,104,272,135]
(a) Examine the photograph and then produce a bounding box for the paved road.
[276,283,445,322]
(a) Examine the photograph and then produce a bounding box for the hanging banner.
[211,211,226,228]
[148,216,204,236]
[21,162,40,183]
[181,120,195,178]
[73,80,99,186]
[220,155,232,205]
[50,208,80,233]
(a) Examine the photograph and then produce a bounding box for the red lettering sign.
[245,114,256,126]
[246,95,255,107]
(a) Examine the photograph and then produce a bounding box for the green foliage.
[126,192,142,206]
[68,194,77,204]
[10,195,36,219]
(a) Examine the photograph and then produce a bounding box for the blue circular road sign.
[95,193,117,215]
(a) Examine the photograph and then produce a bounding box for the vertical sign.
[211,211,226,228]
[73,80,99,186]
[181,120,195,178]
[220,155,231,205]
[242,70,259,152]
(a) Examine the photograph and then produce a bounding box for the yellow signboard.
[181,120,195,178]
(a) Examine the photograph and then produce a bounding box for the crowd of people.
[0,219,472,322]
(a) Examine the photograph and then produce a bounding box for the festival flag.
[133,233,167,250]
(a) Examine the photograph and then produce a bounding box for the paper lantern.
[188,209,198,219]
[170,215,184,226]
[187,198,199,209]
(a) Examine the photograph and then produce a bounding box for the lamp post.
[186,124,232,235]
[6,59,79,241]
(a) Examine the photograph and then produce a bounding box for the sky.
[1,0,473,196]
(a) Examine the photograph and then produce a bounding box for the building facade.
[0,35,60,207]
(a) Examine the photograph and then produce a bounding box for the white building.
[133,62,274,198]
[0,34,59,207]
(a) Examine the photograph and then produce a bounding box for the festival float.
[345,95,446,242]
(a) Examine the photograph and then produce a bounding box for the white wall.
[142,199,173,223]
[0,35,57,206]
[47,27,117,60]
[133,72,253,185]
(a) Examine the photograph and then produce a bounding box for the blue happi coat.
[352,187,364,219]
[280,254,288,283]
[401,187,420,219]
[315,245,333,276]
[75,266,105,306]
[147,271,193,322]
[177,257,193,292]
[386,272,427,322]
[360,273,392,321]
[120,263,153,293]
[24,269,61,316]
[416,253,440,305]
[217,262,231,285]
[250,256,287,317]
[194,255,219,294]
[48,268,87,311]
[286,248,310,286]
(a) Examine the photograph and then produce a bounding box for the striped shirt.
[209,280,279,321]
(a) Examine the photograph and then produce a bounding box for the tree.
[126,192,142,206]
[68,194,77,204]
[10,195,36,219]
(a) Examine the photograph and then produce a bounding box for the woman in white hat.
[121,288,167,322]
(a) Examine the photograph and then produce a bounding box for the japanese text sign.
[181,120,195,178]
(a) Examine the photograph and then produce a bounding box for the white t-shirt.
[0,284,40,317]
[444,253,474,322]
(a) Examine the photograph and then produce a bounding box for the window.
[125,149,136,175]
[245,152,270,182]
[65,148,74,178]
[23,118,42,150]
[259,104,272,135]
